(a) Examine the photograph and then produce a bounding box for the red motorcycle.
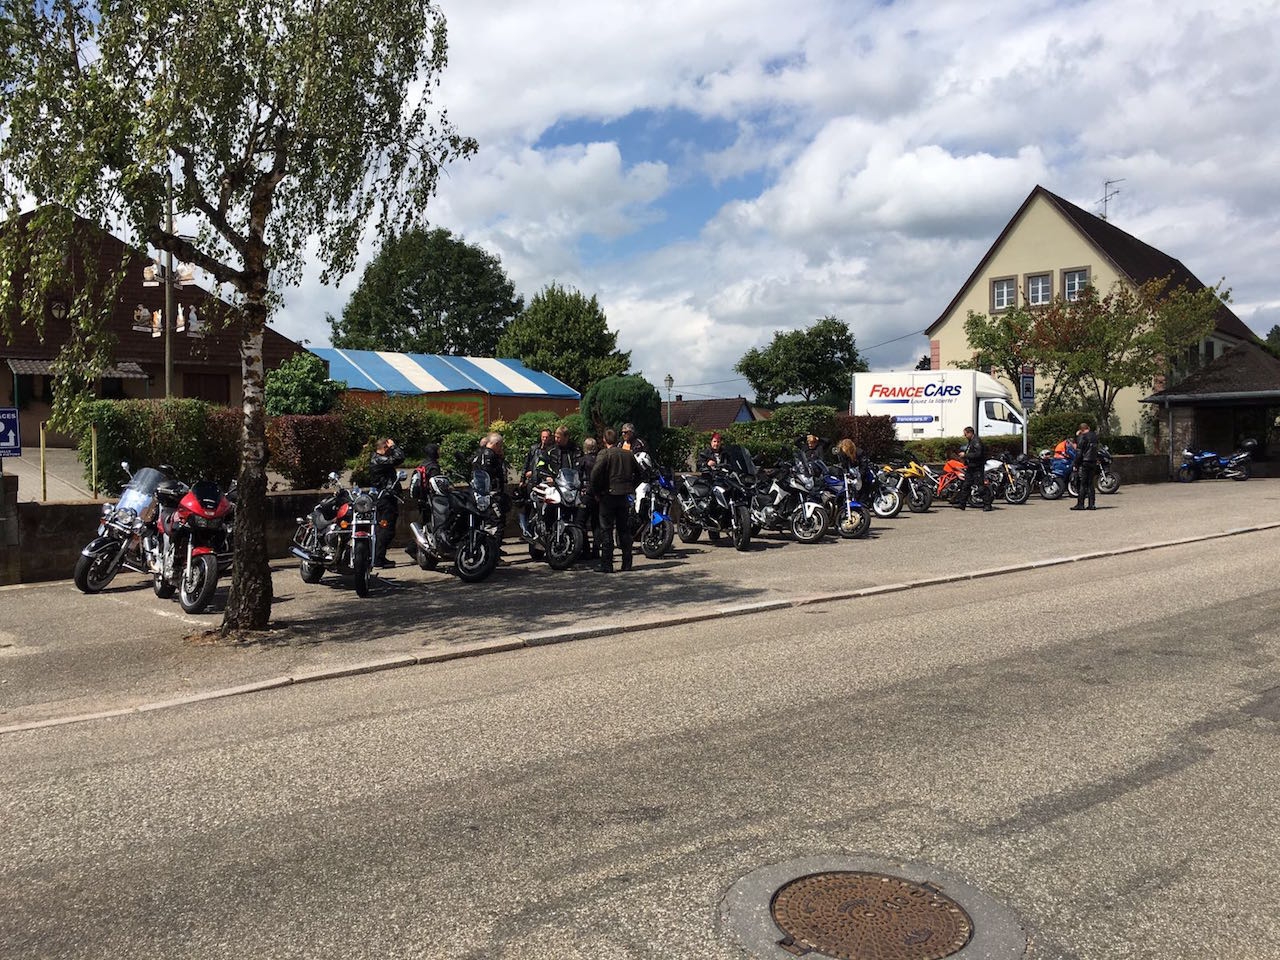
[150,475,236,614]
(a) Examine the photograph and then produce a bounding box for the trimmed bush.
[651,426,696,471]
[77,399,241,492]
[1028,409,1093,452]
[266,414,347,488]
[1104,434,1145,455]
[265,351,344,415]
[580,374,663,440]
[336,395,472,461]
[830,414,898,460]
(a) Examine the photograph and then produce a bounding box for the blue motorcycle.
[818,462,872,539]
[630,453,677,558]
[1177,439,1257,482]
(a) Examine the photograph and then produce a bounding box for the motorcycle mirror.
[397,470,406,481]
[328,471,340,484]
[121,460,131,476]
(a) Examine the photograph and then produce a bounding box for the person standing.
[579,437,601,559]
[953,427,992,512]
[1071,421,1098,511]
[590,428,638,573]
[474,432,510,538]
[369,437,405,566]
[620,423,647,454]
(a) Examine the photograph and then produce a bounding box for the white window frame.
[991,277,1016,312]
[1025,272,1052,306]
[1063,267,1090,301]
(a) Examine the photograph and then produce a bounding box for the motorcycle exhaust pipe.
[289,545,320,563]
[410,522,432,552]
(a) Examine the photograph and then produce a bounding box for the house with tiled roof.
[661,396,765,432]
[926,185,1259,439]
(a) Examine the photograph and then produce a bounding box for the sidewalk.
[2,479,1279,731]
[2,447,95,502]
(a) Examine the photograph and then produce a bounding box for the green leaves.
[264,352,345,416]
[495,282,630,393]
[329,227,523,356]
[734,316,868,405]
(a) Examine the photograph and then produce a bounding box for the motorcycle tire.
[1097,470,1121,494]
[545,526,585,570]
[732,504,752,552]
[791,507,828,544]
[352,541,372,597]
[1233,463,1251,481]
[1067,478,1078,499]
[1005,480,1031,505]
[1176,465,1197,483]
[872,489,903,519]
[299,560,325,584]
[153,573,176,598]
[906,482,932,513]
[179,553,219,614]
[640,519,674,560]
[455,532,499,583]
[676,519,702,544]
[835,503,872,539]
[416,548,439,571]
[528,540,546,561]
[73,546,123,594]
[1040,477,1065,500]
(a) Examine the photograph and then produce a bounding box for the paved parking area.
[2,479,1278,725]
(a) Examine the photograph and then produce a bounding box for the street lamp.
[49,299,68,322]
[664,373,674,427]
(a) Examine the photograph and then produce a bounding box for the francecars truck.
[851,370,1026,442]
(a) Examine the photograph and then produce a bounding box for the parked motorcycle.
[818,462,872,539]
[676,444,755,551]
[519,466,587,569]
[290,471,392,597]
[1066,444,1122,496]
[857,458,903,518]
[150,474,236,613]
[990,454,1030,504]
[409,469,502,582]
[1177,439,1256,482]
[749,451,829,543]
[73,462,168,594]
[885,460,934,512]
[631,452,676,559]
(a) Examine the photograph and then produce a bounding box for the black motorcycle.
[1068,445,1122,496]
[291,471,398,597]
[675,443,755,551]
[410,469,502,582]
[519,466,587,569]
[74,462,168,594]
[749,451,829,543]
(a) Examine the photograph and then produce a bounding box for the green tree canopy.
[265,352,345,416]
[915,353,933,371]
[1,0,474,631]
[495,282,630,392]
[580,375,662,441]
[734,316,868,405]
[328,227,522,355]
[1265,324,1280,358]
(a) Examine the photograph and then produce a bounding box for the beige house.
[926,185,1257,439]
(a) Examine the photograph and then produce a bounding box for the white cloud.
[273,0,1280,394]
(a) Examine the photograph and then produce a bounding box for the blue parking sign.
[0,407,21,457]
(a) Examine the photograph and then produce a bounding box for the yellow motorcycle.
[885,460,935,512]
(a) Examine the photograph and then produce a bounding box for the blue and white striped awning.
[309,348,580,399]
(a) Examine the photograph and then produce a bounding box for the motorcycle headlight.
[476,494,492,511]
[101,503,113,516]
[352,494,374,513]
[564,490,580,505]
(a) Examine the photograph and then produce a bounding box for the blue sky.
[273,0,1280,401]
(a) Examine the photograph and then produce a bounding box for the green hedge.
[1027,410,1092,452]
[77,399,241,493]
[335,395,472,461]
[266,414,347,489]
[902,434,1025,463]
[1104,435,1145,455]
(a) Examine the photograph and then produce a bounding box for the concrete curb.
[4,520,1278,735]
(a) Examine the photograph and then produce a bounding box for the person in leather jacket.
[953,427,992,512]
[473,432,510,541]
[1071,421,1098,511]
[590,428,638,572]
[538,426,580,479]
[697,432,725,472]
[370,437,405,566]
[523,429,552,485]
[620,423,647,454]
[579,437,600,559]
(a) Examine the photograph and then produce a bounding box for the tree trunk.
[222,295,273,633]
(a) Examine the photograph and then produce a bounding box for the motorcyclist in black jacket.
[537,426,580,479]
[474,432,510,540]
[1071,421,1098,511]
[369,437,405,566]
[953,427,992,512]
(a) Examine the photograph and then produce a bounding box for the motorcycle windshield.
[557,467,580,492]
[471,470,492,496]
[720,445,756,478]
[118,467,166,514]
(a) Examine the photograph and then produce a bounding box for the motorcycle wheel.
[1005,480,1031,505]
[1233,463,1251,481]
[676,518,702,544]
[299,560,324,584]
[732,504,752,551]
[1097,470,1121,494]
[1176,464,1197,483]
[179,553,219,614]
[872,489,903,519]
[455,532,499,583]
[1067,478,1079,499]
[906,482,932,513]
[1040,478,1065,500]
[791,507,828,544]
[153,573,176,598]
[352,540,372,597]
[640,519,674,559]
[545,526,584,570]
[835,503,872,539]
[73,547,122,594]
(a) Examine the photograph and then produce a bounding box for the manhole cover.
[771,871,972,960]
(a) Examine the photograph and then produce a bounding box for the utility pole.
[165,169,175,399]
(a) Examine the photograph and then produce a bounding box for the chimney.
[675,394,683,402]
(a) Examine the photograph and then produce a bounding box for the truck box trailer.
[851,370,1026,442]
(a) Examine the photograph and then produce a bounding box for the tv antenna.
[1099,178,1125,220]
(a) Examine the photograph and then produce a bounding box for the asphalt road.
[2,526,1279,959]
